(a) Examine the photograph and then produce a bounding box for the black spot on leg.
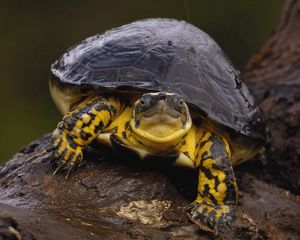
[202,184,220,205]
[135,119,140,128]
[212,162,223,170]
[80,131,92,141]
[66,134,75,142]
[223,178,238,205]
[183,151,190,158]
[122,131,127,139]
[63,116,77,131]
[82,114,96,128]
[95,104,111,117]
[125,121,130,129]
[99,121,104,130]
[198,168,219,205]
[62,116,73,124]
[109,105,117,115]
[198,165,214,179]
[209,194,218,205]
[79,104,91,114]
[94,125,100,133]
[201,151,210,161]
[60,148,67,160]
[68,152,75,162]
[68,139,78,149]
[214,176,220,191]
[203,184,210,197]
[71,111,84,119]
[93,121,104,134]
[54,141,62,154]
[199,140,209,148]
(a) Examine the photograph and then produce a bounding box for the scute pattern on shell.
[51,18,266,141]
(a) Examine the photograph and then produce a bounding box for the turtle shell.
[51,18,266,142]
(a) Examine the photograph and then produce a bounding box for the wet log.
[242,0,300,194]
[0,135,299,240]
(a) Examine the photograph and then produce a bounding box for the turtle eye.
[173,97,184,112]
[140,95,152,109]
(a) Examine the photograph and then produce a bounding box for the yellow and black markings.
[51,93,238,231]
[187,127,238,230]
[52,95,122,174]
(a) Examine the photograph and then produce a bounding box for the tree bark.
[243,0,300,193]
[1,1,300,239]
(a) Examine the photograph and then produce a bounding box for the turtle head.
[130,92,192,148]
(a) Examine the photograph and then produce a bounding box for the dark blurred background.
[0,0,282,162]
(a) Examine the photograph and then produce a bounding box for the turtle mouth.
[142,101,182,119]
[131,92,191,141]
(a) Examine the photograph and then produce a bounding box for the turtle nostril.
[160,95,166,101]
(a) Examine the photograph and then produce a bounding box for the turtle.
[49,18,266,233]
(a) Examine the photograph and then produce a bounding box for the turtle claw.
[186,201,234,234]
[226,220,233,230]
[65,162,77,180]
[50,130,83,178]
[52,158,78,179]
[53,164,64,176]
[184,202,196,212]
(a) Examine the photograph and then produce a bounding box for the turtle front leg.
[187,130,238,234]
[50,95,122,178]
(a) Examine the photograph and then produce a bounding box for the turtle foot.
[50,128,83,179]
[186,200,234,235]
